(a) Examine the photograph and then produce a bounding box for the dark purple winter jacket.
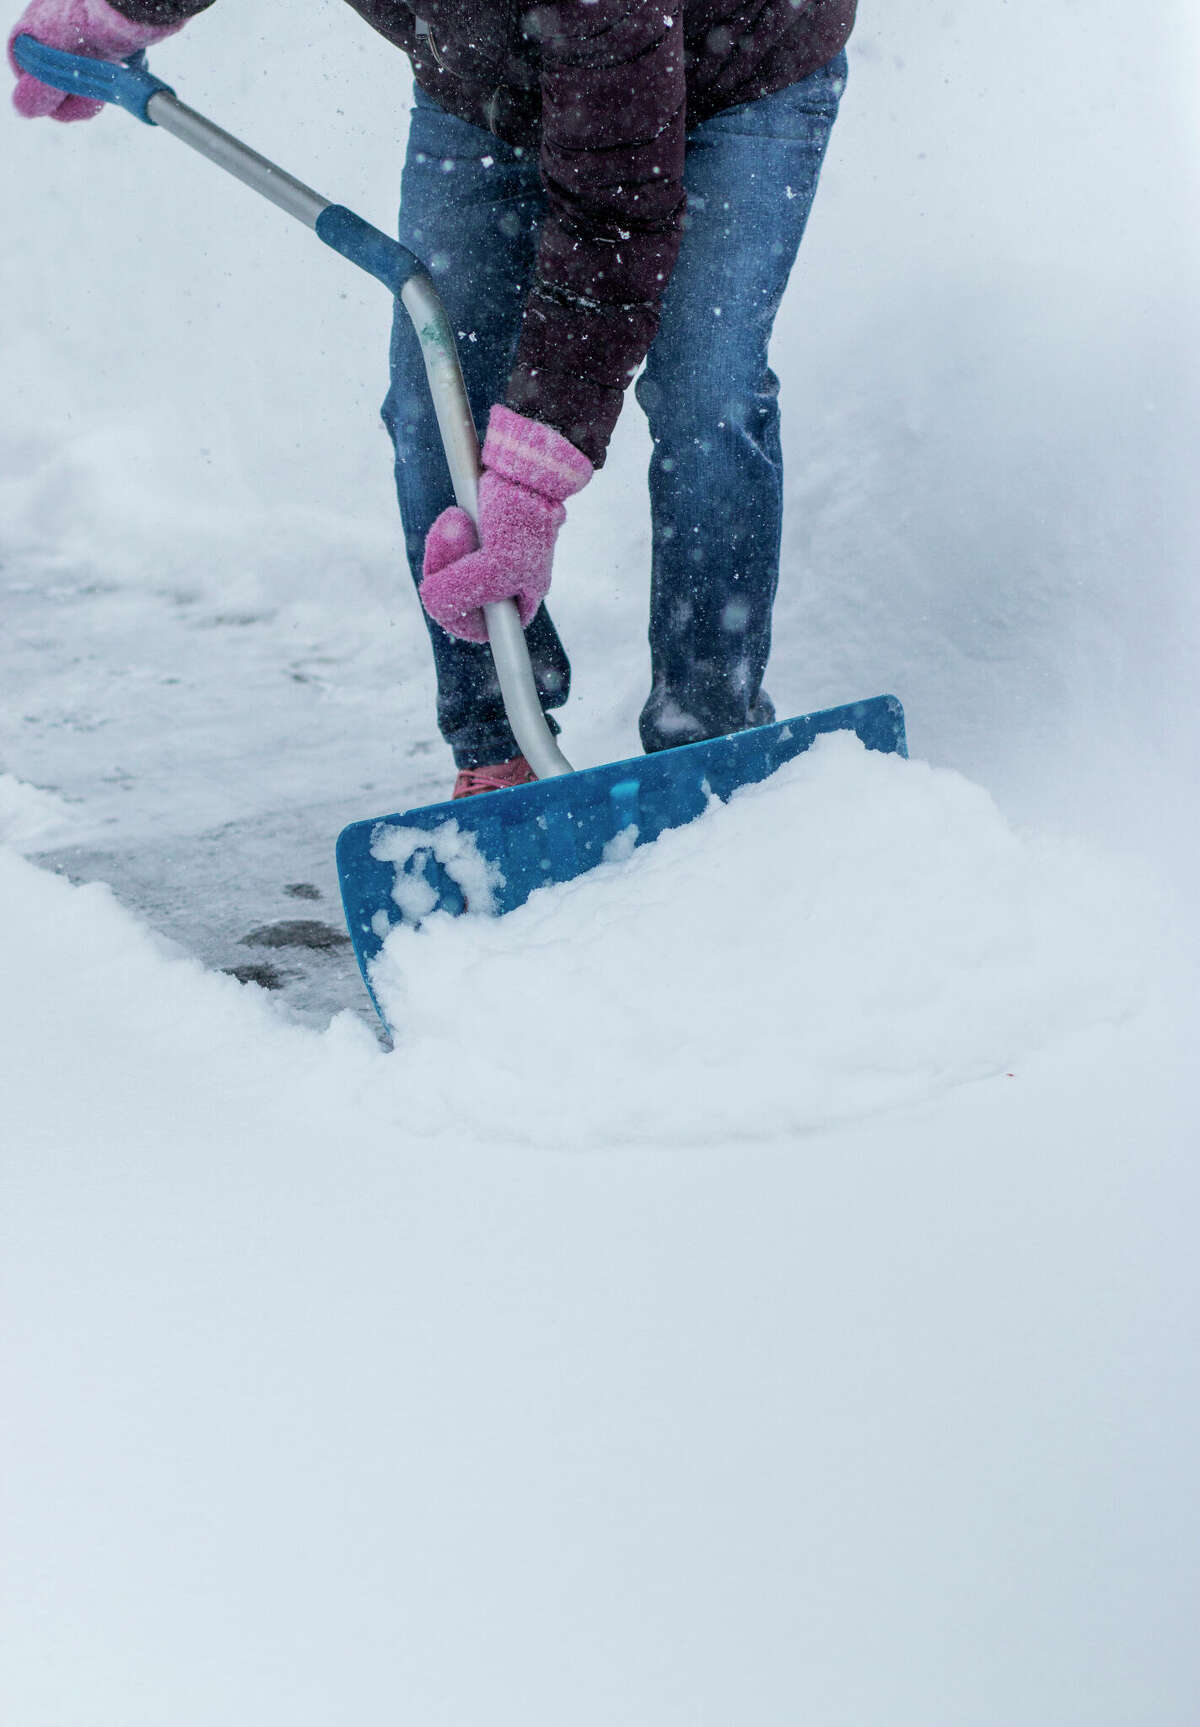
[113,0,857,463]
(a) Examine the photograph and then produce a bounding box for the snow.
[0,771,74,848]
[2,2,1199,1723]
[373,816,504,922]
[371,733,1166,1147]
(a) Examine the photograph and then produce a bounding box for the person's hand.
[8,0,182,121]
[420,406,593,645]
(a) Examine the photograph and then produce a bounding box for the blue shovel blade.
[337,693,905,1026]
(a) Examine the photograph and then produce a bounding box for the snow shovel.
[15,37,908,1030]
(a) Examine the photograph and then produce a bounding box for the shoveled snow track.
[3,557,444,1036]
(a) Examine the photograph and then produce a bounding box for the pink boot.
[452,754,537,800]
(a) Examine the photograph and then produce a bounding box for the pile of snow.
[372,734,1158,1145]
[0,734,1170,1158]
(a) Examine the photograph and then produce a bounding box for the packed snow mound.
[0,736,1163,1156]
[372,734,1158,1146]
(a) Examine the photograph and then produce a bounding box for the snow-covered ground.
[2,3,1198,1722]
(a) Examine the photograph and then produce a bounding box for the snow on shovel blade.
[337,694,906,1027]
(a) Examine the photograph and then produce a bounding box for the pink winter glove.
[420,405,593,645]
[8,0,182,121]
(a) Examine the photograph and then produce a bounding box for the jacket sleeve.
[505,0,687,466]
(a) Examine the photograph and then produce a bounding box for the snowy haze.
[2,2,1199,1724]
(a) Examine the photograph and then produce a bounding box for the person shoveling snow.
[9,0,905,1030]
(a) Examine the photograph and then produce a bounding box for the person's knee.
[636,356,777,447]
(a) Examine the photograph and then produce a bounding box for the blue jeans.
[383,55,847,767]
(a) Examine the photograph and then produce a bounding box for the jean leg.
[634,54,847,753]
[382,91,570,769]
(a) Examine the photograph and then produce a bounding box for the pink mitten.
[8,0,182,121]
[420,405,593,645]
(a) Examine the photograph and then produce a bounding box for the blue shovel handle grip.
[11,34,174,123]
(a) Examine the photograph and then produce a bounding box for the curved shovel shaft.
[12,33,573,780]
[398,272,572,780]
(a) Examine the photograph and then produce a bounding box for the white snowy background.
[2,1,1199,1722]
